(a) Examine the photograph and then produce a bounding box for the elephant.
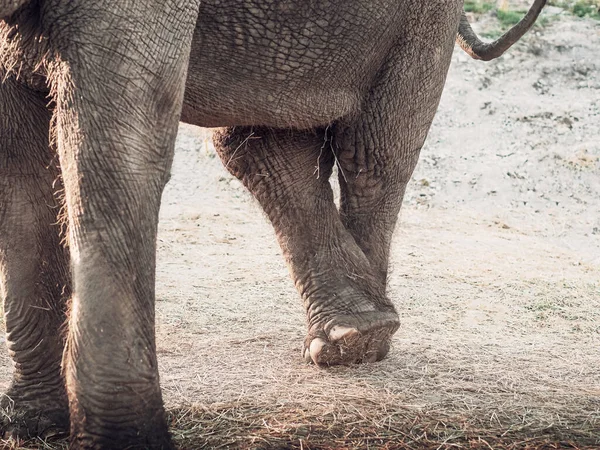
[0,0,545,448]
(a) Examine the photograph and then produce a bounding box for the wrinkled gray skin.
[0,0,544,448]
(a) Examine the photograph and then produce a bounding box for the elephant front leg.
[46,1,200,447]
[0,77,70,438]
[214,127,400,366]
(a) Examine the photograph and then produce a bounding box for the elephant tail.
[456,0,546,61]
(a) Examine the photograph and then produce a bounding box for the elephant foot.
[69,421,175,450]
[303,310,400,366]
[0,390,69,440]
[69,401,173,450]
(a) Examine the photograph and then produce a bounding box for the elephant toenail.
[329,326,359,342]
[309,338,327,364]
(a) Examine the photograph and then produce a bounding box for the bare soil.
[2,6,599,450]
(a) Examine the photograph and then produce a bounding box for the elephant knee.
[212,127,255,181]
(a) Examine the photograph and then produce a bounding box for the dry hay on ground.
[167,401,598,449]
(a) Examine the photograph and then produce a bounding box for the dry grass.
[167,403,598,449]
[1,398,597,449]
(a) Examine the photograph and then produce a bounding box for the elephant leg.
[334,8,460,289]
[44,1,199,448]
[0,77,70,438]
[214,127,399,366]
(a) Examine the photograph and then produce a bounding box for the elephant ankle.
[69,411,173,450]
[3,376,67,404]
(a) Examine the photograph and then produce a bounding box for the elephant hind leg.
[334,6,460,288]
[213,126,400,366]
[0,76,70,439]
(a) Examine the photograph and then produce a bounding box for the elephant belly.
[181,81,361,129]
[181,0,404,129]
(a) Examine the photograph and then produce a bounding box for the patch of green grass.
[572,0,600,18]
[468,0,600,36]
[525,300,561,313]
[465,2,555,37]
[550,0,600,20]
[533,14,556,28]
[497,9,529,27]
[481,29,503,39]
[464,0,495,14]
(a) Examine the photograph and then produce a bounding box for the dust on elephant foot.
[303,310,400,366]
[0,392,69,440]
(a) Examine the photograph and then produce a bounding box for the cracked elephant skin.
[0,0,542,448]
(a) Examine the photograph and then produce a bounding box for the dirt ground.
[2,5,600,450]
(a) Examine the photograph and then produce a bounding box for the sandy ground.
[2,5,600,450]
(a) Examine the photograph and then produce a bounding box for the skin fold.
[0,1,544,448]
